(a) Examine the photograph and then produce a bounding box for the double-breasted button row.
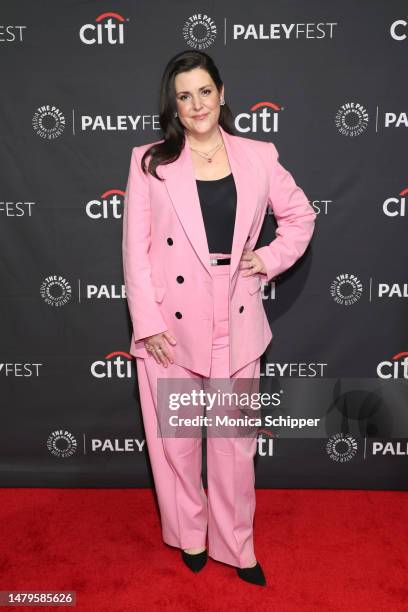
[167,236,246,317]
[167,238,185,318]
[176,271,183,316]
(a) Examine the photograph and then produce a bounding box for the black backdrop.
[1,1,407,489]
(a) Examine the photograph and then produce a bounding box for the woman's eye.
[179,89,211,101]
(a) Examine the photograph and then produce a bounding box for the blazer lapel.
[160,124,258,281]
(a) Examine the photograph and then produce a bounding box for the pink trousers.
[135,254,260,568]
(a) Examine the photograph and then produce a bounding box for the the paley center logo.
[47,430,78,458]
[335,102,369,137]
[330,273,363,305]
[79,12,128,45]
[32,105,66,140]
[182,14,217,49]
[326,433,358,462]
[40,275,72,307]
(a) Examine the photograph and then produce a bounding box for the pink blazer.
[122,124,316,377]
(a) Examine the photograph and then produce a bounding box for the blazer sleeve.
[122,146,168,342]
[254,142,317,283]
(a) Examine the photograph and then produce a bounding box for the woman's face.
[174,67,224,137]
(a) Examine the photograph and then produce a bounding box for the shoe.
[181,548,208,573]
[236,561,266,586]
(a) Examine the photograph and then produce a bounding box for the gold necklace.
[188,138,223,163]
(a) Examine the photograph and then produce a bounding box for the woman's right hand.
[144,331,177,367]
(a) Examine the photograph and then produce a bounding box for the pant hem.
[208,549,256,569]
[164,539,207,550]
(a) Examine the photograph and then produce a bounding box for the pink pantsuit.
[122,124,316,567]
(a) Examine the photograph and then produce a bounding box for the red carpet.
[0,488,407,611]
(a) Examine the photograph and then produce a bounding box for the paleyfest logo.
[335,102,369,137]
[32,105,66,139]
[182,14,217,49]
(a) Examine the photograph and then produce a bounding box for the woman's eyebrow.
[176,84,212,95]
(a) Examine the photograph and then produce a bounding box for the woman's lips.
[193,113,208,120]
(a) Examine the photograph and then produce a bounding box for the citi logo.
[235,101,282,134]
[91,351,133,379]
[390,19,408,41]
[260,280,276,301]
[377,352,408,379]
[257,430,275,456]
[79,12,127,45]
[383,187,408,217]
[86,189,125,219]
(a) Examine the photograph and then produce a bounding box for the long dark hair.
[141,50,236,180]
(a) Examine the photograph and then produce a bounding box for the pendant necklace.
[188,138,223,163]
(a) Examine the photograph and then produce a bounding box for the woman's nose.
[192,97,203,111]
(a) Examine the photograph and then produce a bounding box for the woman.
[122,50,316,586]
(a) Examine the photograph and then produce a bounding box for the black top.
[195,172,237,254]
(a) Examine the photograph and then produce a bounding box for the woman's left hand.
[239,249,267,277]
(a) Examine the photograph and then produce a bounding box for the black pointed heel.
[181,549,208,573]
[236,561,266,586]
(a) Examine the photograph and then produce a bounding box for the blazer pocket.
[153,284,166,303]
[245,275,262,294]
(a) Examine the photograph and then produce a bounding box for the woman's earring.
[220,98,225,105]
[174,111,178,118]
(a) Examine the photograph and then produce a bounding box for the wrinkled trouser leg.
[136,356,208,550]
[205,259,260,568]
